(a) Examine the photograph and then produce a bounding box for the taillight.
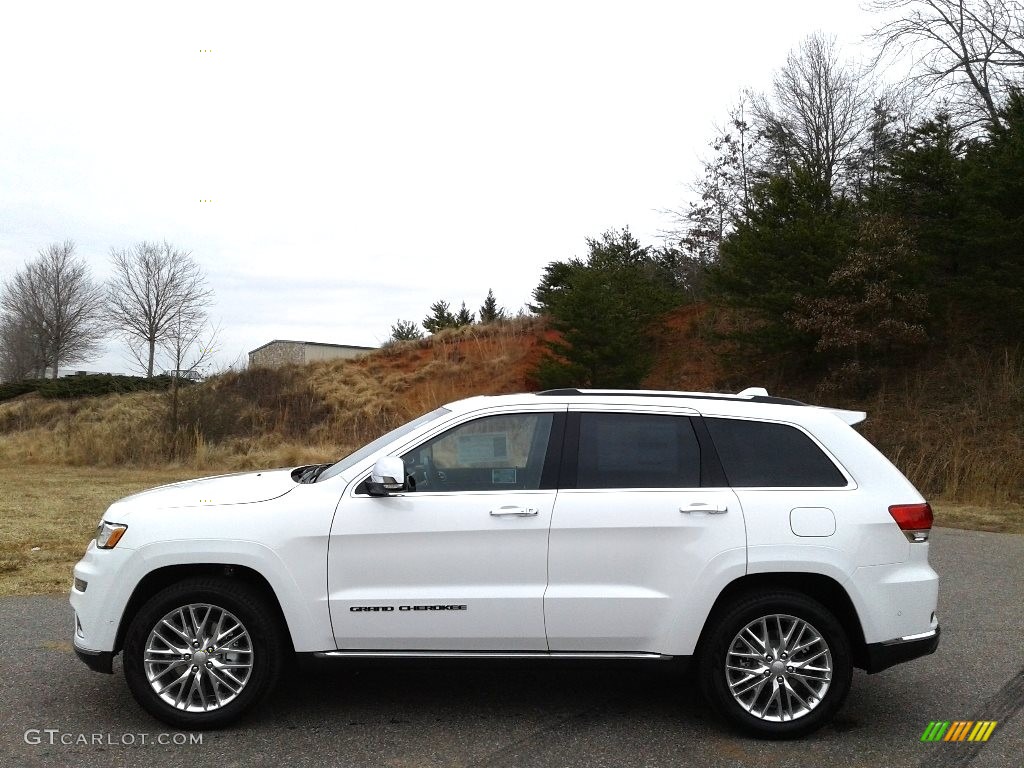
[889,503,933,542]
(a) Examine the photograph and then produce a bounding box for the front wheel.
[697,590,853,739]
[123,577,285,729]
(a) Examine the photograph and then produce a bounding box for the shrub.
[0,375,185,403]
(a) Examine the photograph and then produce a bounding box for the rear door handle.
[680,503,728,514]
[490,506,539,517]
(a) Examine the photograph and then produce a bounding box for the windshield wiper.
[293,463,330,484]
[307,463,330,483]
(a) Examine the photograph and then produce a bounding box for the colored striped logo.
[920,721,997,742]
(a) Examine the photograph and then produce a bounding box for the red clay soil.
[643,304,721,391]
[345,307,719,407]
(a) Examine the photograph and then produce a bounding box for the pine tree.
[388,319,423,342]
[532,229,683,388]
[454,302,475,327]
[478,289,505,323]
[422,300,457,334]
[707,167,856,358]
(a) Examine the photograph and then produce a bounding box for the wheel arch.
[696,572,869,670]
[114,563,294,655]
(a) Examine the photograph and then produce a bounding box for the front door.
[328,409,564,651]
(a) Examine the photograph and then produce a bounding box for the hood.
[114,468,298,511]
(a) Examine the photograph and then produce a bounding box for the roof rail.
[534,388,808,407]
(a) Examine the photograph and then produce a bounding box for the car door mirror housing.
[367,456,408,496]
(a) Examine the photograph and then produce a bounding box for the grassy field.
[0,465,211,595]
[0,465,1020,597]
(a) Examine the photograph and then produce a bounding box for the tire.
[696,590,853,739]
[123,577,285,729]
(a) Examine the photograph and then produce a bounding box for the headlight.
[95,521,128,549]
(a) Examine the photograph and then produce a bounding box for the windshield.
[316,407,450,482]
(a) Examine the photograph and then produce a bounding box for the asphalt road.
[1,527,1021,768]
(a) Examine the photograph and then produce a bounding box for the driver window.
[401,413,553,492]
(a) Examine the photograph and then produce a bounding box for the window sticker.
[492,468,517,484]
[456,433,508,464]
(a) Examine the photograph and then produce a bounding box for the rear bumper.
[74,644,114,674]
[863,625,940,674]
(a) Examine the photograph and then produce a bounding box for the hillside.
[0,312,1020,512]
[0,318,549,471]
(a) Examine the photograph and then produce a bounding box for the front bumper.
[69,541,135,655]
[73,644,114,674]
[863,625,940,673]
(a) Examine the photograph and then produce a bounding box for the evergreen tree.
[880,113,966,299]
[478,289,505,323]
[532,229,683,388]
[422,300,457,334]
[388,319,423,342]
[454,302,475,327]
[956,90,1024,338]
[707,168,856,358]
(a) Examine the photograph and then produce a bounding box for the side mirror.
[366,456,408,497]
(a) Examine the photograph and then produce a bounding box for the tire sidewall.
[698,591,853,739]
[123,578,283,729]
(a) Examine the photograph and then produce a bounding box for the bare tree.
[161,310,220,380]
[661,97,756,289]
[846,87,919,198]
[0,313,46,381]
[107,241,213,377]
[753,34,873,194]
[0,241,106,378]
[869,0,1024,130]
[161,307,220,436]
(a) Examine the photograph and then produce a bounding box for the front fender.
[128,540,333,652]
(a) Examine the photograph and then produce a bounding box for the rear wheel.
[123,577,284,729]
[697,590,852,738]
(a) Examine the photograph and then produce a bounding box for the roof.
[443,388,867,426]
[248,339,377,355]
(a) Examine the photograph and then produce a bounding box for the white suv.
[71,388,940,738]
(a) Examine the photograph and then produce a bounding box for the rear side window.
[576,413,700,489]
[705,418,847,488]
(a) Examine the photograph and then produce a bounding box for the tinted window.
[401,413,553,492]
[576,413,700,489]
[705,418,847,487]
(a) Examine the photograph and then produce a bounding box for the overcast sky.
[0,0,879,373]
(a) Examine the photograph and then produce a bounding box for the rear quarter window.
[705,417,847,488]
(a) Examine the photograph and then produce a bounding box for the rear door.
[545,406,747,655]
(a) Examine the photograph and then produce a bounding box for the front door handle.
[490,506,539,517]
[680,502,728,514]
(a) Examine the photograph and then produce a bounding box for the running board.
[313,650,671,660]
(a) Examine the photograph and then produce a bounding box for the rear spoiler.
[822,408,866,426]
[736,388,866,426]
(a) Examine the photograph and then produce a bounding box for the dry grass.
[0,465,209,596]
[854,347,1024,504]
[932,502,1024,535]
